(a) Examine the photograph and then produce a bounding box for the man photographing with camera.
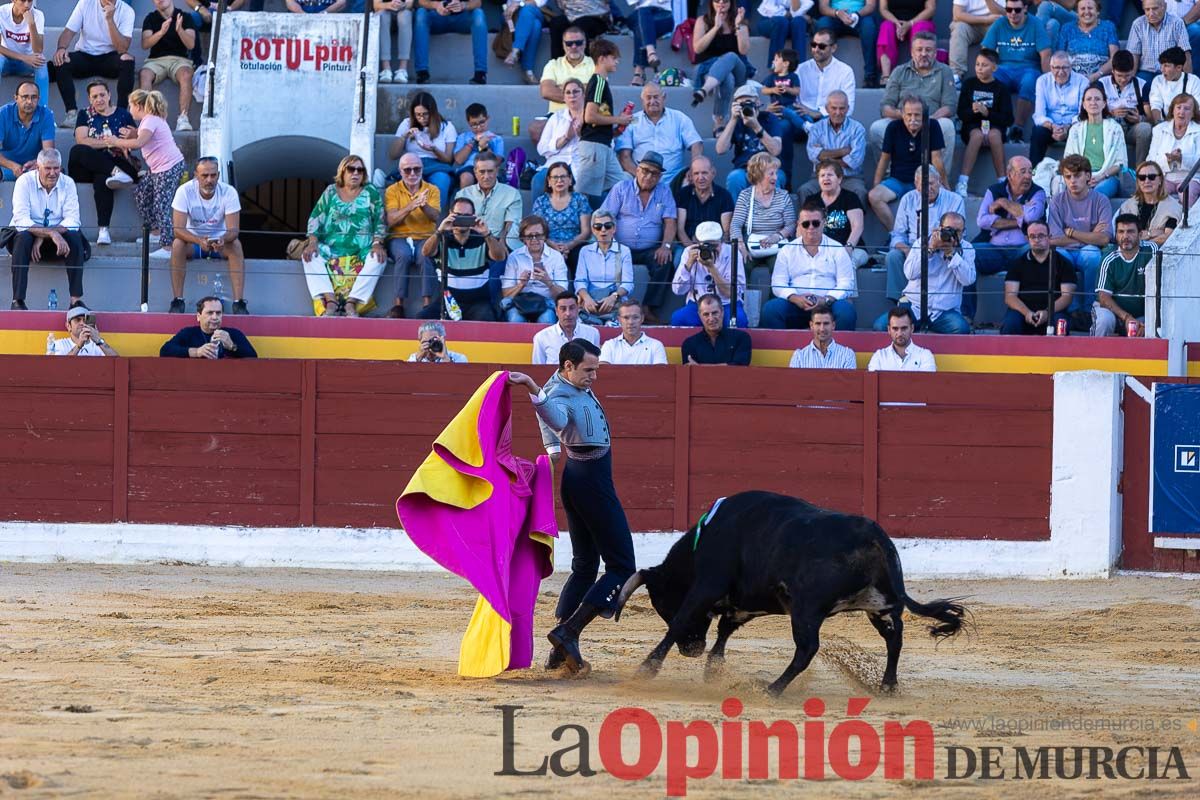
[418,196,508,321]
[47,306,119,356]
[669,221,747,327]
[408,320,468,363]
[871,211,975,335]
[715,84,783,200]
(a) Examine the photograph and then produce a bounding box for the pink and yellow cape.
[396,371,557,677]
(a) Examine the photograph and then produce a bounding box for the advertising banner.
[1150,383,1200,535]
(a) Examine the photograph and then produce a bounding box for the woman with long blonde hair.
[101,89,185,259]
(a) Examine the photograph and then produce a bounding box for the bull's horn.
[613,571,646,622]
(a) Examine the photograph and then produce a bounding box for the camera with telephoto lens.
[697,242,719,261]
[939,227,961,245]
[739,102,756,118]
[427,338,444,354]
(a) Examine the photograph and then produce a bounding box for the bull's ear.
[613,570,646,623]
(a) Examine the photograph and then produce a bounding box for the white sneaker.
[106,167,134,189]
[149,247,172,260]
[379,68,393,83]
[394,67,409,84]
[955,176,969,199]
[175,116,193,132]
[96,227,111,245]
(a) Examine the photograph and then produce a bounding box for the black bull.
[614,491,967,695]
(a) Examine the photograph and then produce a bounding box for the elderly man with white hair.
[9,148,85,309]
[407,320,468,363]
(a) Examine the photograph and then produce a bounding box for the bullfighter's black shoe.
[547,604,600,674]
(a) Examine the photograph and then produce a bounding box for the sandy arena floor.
[0,563,1198,798]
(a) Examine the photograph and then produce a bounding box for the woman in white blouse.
[1064,84,1127,197]
[532,78,586,197]
[1148,92,1200,203]
[387,91,457,213]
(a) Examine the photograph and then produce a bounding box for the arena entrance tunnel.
[228,136,353,261]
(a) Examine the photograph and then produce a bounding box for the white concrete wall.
[1151,206,1200,375]
[202,11,378,180]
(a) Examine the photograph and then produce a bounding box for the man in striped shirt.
[787,306,857,369]
[1129,0,1193,81]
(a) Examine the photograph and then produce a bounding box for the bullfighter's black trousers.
[556,450,636,621]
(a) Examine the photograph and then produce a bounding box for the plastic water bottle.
[212,272,225,301]
[48,289,57,310]
[211,333,222,360]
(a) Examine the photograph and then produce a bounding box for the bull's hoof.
[879,679,899,695]
[637,658,663,679]
[765,679,788,698]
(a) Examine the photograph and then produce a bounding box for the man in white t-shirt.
[599,298,667,365]
[52,0,137,127]
[949,0,1004,84]
[169,156,247,314]
[867,306,937,372]
[0,0,48,105]
[47,305,119,356]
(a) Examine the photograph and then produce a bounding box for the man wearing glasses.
[0,81,54,180]
[8,148,85,310]
[794,30,856,126]
[386,153,441,317]
[981,0,1051,142]
[1030,51,1089,167]
[596,151,677,324]
[760,202,857,331]
[530,27,595,149]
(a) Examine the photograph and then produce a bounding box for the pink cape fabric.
[396,371,557,671]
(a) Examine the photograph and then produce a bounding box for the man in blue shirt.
[598,151,677,323]
[159,296,258,358]
[615,83,703,185]
[0,81,54,180]
[982,0,1051,142]
[681,294,752,365]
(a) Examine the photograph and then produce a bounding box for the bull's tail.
[902,595,968,640]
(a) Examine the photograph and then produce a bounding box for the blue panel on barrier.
[1151,384,1200,535]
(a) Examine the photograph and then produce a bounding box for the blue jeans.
[814,14,879,81]
[1102,0,1136,27]
[756,15,808,73]
[994,64,1040,102]
[413,8,487,74]
[512,5,543,71]
[1000,307,1070,335]
[419,158,455,213]
[873,304,971,334]
[0,56,50,106]
[1092,175,1121,198]
[1060,246,1102,315]
[726,167,789,199]
[670,299,748,328]
[1189,23,1200,68]
[632,7,673,68]
[759,297,857,331]
[696,51,748,120]
[505,304,557,324]
[1036,2,1076,43]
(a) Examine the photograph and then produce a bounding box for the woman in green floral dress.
[300,155,388,316]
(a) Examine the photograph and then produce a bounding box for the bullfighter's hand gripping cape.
[396,371,557,677]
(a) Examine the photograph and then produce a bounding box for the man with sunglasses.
[982,0,1051,142]
[386,153,441,317]
[530,26,595,149]
[794,30,856,125]
[760,202,857,331]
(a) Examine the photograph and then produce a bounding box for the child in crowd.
[955,48,1013,198]
[453,103,506,188]
[763,47,805,125]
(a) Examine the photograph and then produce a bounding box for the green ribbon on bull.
[693,496,727,551]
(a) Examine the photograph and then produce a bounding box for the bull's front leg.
[704,614,746,681]
[638,589,724,679]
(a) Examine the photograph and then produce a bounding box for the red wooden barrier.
[0,357,1053,541]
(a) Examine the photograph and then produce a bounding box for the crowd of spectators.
[13,0,1181,351]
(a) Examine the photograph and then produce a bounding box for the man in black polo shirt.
[1000,219,1076,335]
[681,294,751,365]
[673,156,733,255]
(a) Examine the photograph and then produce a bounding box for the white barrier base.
[0,520,1110,579]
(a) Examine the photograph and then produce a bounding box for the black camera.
[428,338,444,353]
[939,227,961,244]
[740,102,755,118]
[452,214,477,229]
[697,242,719,261]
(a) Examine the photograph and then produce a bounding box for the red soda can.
[1126,318,1140,338]
[614,101,635,135]
[1056,317,1067,337]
